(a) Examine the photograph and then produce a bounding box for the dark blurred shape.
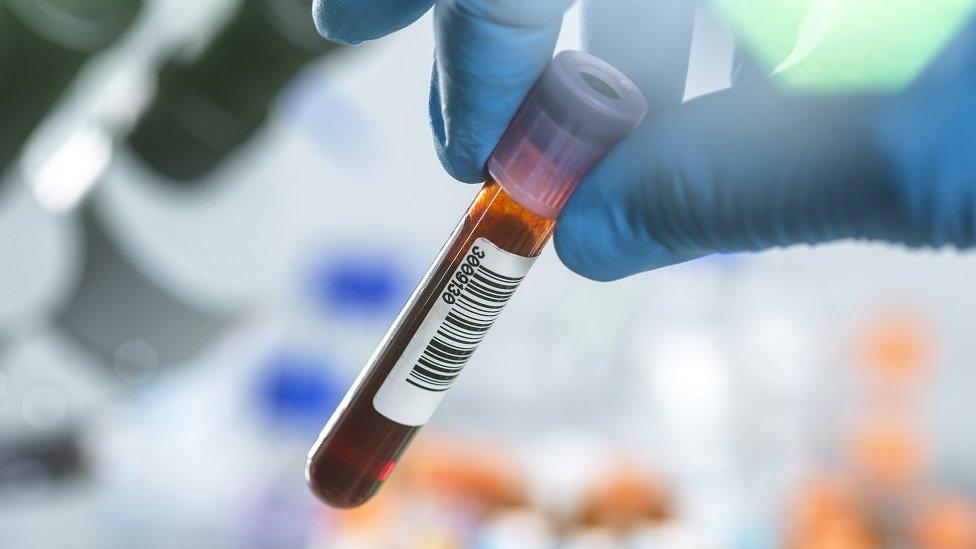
[54,1,344,378]
[0,0,142,178]
[0,430,86,492]
[126,0,340,182]
[56,201,231,374]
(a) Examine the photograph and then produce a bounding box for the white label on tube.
[373,237,536,426]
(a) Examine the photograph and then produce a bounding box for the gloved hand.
[313,0,976,280]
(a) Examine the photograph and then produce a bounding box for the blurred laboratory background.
[1,0,975,547]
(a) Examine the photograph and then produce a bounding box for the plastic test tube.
[306,51,648,508]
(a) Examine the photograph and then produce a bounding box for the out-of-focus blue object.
[313,0,976,280]
[307,251,409,317]
[279,71,381,174]
[257,350,345,433]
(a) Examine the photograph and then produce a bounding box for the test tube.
[307,51,648,508]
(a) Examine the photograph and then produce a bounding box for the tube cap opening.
[488,50,647,219]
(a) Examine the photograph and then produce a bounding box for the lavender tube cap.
[487,50,648,219]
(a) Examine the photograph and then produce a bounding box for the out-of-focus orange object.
[326,434,424,532]
[848,418,927,492]
[785,475,879,549]
[912,496,976,549]
[576,463,671,533]
[396,434,527,512]
[857,310,933,383]
[326,483,398,536]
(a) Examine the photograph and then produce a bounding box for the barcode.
[373,237,536,426]
[405,263,523,392]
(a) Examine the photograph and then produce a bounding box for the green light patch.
[714,0,976,92]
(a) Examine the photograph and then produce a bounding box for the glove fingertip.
[312,0,434,45]
[312,0,364,44]
[553,212,625,282]
[554,136,703,279]
[428,78,487,184]
[434,145,488,183]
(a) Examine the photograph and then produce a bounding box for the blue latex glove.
[313,0,976,280]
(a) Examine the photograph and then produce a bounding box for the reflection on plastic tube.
[25,124,113,213]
